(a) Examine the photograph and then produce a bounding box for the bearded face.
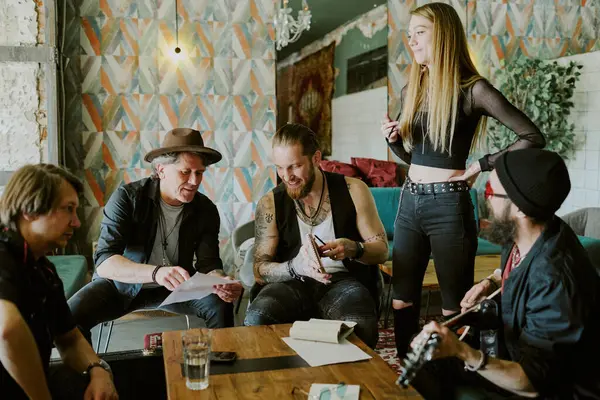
[483,200,518,246]
[284,162,316,200]
[272,143,319,200]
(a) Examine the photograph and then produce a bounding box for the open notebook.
[289,319,357,344]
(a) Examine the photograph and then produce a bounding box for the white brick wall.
[331,86,388,163]
[556,50,600,216]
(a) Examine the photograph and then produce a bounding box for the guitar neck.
[442,287,502,327]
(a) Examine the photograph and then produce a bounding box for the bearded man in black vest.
[244,123,389,348]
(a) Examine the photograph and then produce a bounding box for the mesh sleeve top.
[387,79,546,171]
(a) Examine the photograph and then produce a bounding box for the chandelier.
[274,0,312,51]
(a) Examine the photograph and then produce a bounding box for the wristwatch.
[83,359,113,380]
[353,241,365,260]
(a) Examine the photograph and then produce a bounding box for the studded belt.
[405,177,470,195]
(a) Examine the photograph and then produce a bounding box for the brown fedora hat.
[144,128,222,165]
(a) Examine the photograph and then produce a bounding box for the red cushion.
[351,157,404,187]
[319,160,364,180]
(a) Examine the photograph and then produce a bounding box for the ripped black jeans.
[391,182,478,359]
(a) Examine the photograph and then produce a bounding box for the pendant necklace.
[295,170,326,227]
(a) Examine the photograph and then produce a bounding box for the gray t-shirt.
[143,198,184,288]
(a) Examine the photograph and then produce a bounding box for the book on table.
[289,318,357,344]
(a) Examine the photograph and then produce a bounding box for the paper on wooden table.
[160,273,238,307]
[282,337,372,367]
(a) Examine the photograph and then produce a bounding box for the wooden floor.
[381,255,501,289]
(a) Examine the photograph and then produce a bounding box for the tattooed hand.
[318,238,357,261]
[289,243,331,284]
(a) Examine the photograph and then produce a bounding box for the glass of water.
[182,329,212,390]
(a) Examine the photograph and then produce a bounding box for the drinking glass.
[181,329,212,390]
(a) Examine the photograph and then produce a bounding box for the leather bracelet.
[152,265,164,284]
[464,350,488,372]
[287,260,304,282]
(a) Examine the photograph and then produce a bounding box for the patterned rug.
[375,326,401,373]
[374,315,445,374]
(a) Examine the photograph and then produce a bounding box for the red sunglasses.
[485,180,510,201]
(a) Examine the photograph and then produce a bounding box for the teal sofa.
[369,187,600,269]
[48,255,88,299]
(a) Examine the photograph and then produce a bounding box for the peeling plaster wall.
[0,0,45,191]
[0,0,38,46]
[0,63,43,170]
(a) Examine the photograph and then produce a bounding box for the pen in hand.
[314,234,331,257]
[313,234,327,246]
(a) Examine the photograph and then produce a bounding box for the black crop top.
[387,79,546,171]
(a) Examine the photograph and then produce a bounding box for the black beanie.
[495,149,570,220]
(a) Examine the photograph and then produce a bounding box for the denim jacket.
[93,177,223,304]
[500,217,600,399]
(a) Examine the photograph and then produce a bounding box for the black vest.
[273,171,379,301]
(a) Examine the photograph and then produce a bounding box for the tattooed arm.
[253,192,290,284]
[347,177,389,264]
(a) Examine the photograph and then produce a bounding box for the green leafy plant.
[486,57,582,160]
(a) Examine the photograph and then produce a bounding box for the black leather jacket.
[93,177,223,305]
[500,217,600,399]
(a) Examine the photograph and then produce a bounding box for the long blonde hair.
[398,2,487,154]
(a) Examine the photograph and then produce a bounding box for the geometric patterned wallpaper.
[60,0,277,272]
[387,0,600,118]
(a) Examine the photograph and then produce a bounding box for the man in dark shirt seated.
[408,148,600,399]
[68,128,243,341]
[0,164,117,399]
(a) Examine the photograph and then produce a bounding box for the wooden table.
[162,325,422,399]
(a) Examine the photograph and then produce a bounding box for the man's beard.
[285,167,316,200]
[483,202,518,246]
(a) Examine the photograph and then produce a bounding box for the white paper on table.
[159,273,238,307]
[282,337,372,367]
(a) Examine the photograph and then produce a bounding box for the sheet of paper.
[309,384,360,400]
[282,337,372,367]
[160,273,237,307]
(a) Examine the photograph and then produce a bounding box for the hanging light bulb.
[173,0,181,58]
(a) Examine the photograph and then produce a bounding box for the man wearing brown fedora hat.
[68,128,243,341]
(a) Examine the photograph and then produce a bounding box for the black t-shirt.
[0,230,75,399]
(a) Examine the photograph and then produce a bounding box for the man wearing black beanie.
[409,149,600,399]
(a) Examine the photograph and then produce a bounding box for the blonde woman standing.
[380,2,545,360]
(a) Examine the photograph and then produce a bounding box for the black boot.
[393,305,420,360]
